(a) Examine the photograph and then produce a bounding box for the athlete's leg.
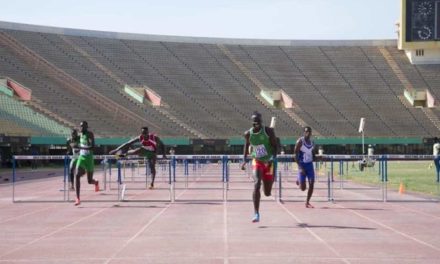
[84,155,98,191]
[86,170,97,184]
[127,147,142,155]
[435,157,440,176]
[299,171,307,191]
[148,155,157,188]
[263,179,274,196]
[306,179,315,208]
[86,170,99,192]
[69,158,76,190]
[252,163,263,222]
[109,145,131,156]
[305,164,316,208]
[262,162,274,196]
[75,166,85,205]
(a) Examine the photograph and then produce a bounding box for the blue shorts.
[298,162,315,183]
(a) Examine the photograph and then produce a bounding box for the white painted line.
[103,175,201,264]
[0,206,57,224]
[103,204,169,264]
[0,207,107,258]
[0,177,161,259]
[278,201,351,264]
[337,204,440,252]
[390,203,440,221]
[223,196,229,264]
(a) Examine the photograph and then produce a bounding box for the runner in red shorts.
[241,112,278,223]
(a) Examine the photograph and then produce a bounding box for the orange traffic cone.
[399,182,405,194]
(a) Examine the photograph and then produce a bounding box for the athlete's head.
[251,111,262,129]
[304,126,312,139]
[71,129,78,138]
[141,127,149,136]
[80,121,88,133]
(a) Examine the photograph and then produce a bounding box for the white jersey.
[72,146,80,158]
[433,143,440,156]
[299,137,314,164]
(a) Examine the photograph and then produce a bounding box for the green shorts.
[140,149,156,159]
[76,154,94,172]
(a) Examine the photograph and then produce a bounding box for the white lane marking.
[278,201,351,264]
[337,204,440,252]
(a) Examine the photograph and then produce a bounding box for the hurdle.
[116,156,173,202]
[10,154,440,203]
[320,154,440,202]
[168,155,230,202]
[11,155,122,203]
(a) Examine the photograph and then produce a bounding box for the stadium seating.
[1,25,440,138]
[0,93,70,136]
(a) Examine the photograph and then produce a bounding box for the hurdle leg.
[12,156,16,203]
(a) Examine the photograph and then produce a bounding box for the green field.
[330,161,440,197]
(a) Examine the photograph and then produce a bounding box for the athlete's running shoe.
[94,181,100,192]
[252,213,260,223]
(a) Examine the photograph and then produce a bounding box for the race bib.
[254,144,268,158]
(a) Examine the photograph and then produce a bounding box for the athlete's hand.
[299,167,305,175]
[240,162,247,170]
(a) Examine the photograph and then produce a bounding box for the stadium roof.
[0,20,396,47]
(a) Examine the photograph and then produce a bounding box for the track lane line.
[277,201,351,264]
[336,203,440,252]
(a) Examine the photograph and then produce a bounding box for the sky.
[0,0,399,40]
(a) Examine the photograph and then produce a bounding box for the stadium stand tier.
[0,21,439,140]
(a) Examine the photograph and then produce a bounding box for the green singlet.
[76,132,94,172]
[249,126,273,162]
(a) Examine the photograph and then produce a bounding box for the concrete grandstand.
[0,21,439,147]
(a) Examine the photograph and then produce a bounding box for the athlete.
[74,121,99,206]
[66,129,80,190]
[109,127,166,189]
[433,137,440,176]
[240,112,277,223]
[295,126,316,208]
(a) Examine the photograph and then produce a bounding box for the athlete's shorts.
[140,149,156,159]
[252,159,273,181]
[76,154,94,172]
[298,162,315,183]
[69,157,78,169]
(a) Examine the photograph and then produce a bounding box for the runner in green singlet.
[74,121,99,206]
[240,112,278,223]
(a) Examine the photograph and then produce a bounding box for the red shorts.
[252,159,274,181]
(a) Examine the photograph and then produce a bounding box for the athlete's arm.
[89,131,95,150]
[240,131,250,170]
[266,127,278,160]
[294,138,304,174]
[66,139,72,155]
